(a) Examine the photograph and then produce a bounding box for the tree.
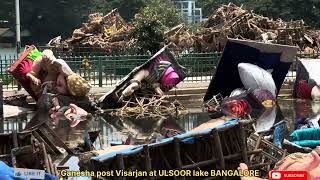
[131,0,184,54]
[21,0,91,44]
[90,0,145,21]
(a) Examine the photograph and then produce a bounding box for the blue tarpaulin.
[91,119,239,162]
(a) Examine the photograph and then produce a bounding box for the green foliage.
[0,75,14,86]
[136,0,184,31]
[131,19,165,54]
[131,0,184,54]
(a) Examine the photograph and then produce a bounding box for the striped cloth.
[145,61,172,84]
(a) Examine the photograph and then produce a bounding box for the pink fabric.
[160,66,180,87]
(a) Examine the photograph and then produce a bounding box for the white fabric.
[299,59,320,86]
[55,59,74,75]
[238,63,277,98]
[255,106,277,133]
[311,85,320,101]
[312,101,320,114]
[230,88,245,97]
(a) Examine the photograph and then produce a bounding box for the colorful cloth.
[27,48,42,61]
[145,60,171,84]
[221,99,252,117]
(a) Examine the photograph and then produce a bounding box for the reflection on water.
[1,100,319,149]
[1,99,319,176]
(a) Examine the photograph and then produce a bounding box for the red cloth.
[296,80,312,99]
[11,58,37,99]
[221,99,252,117]
[7,45,39,100]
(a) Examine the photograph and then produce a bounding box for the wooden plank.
[36,129,62,155]
[143,145,154,180]
[239,124,249,165]
[182,150,262,169]
[48,154,55,175]
[174,138,184,180]
[12,130,18,148]
[32,131,56,154]
[41,124,74,155]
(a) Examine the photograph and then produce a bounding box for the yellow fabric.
[262,100,274,108]
[67,73,91,97]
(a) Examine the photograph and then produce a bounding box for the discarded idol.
[7,45,91,101]
[98,46,187,109]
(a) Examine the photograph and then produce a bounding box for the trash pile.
[48,9,136,54]
[49,4,320,55]
[197,3,305,51]
[203,39,320,178]
[170,3,320,53]
[4,37,320,179]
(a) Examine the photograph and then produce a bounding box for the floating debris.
[110,94,186,118]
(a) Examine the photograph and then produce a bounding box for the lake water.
[1,98,319,176]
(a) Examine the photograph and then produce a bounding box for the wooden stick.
[42,124,74,154]
[212,130,225,170]
[182,150,262,169]
[41,142,50,174]
[32,131,56,154]
[239,124,249,165]
[143,145,154,180]
[12,130,19,148]
[116,154,126,180]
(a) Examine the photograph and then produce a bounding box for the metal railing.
[0,52,221,89]
[1,50,319,90]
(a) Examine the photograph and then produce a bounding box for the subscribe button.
[269,171,308,180]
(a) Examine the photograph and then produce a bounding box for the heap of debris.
[48,9,137,53]
[49,4,320,54]
[110,93,186,118]
[169,3,320,53]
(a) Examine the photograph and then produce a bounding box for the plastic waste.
[272,120,287,148]
[289,128,320,148]
[255,105,277,133]
[311,85,320,101]
[160,66,180,89]
[229,88,245,97]
[238,63,277,98]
